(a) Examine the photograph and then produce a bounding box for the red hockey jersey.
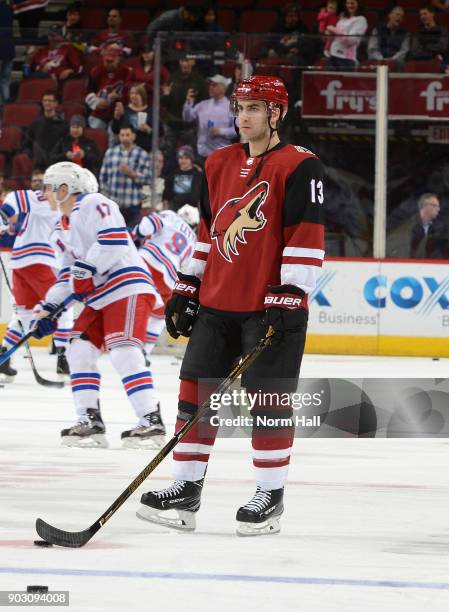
[187,142,325,312]
[87,64,134,122]
[31,44,82,79]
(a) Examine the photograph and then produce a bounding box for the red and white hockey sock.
[144,315,166,358]
[67,339,102,419]
[172,379,219,482]
[251,403,295,490]
[109,345,159,423]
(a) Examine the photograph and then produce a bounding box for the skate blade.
[236,518,281,537]
[121,435,165,450]
[136,505,196,531]
[61,434,109,449]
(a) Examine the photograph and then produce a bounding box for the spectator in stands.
[10,0,48,42]
[27,25,82,84]
[24,90,68,168]
[326,0,368,70]
[182,74,235,162]
[85,45,134,130]
[146,5,204,39]
[318,0,339,57]
[161,54,208,157]
[90,8,135,58]
[50,114,100,172]
[126,43,170,106]
[387,192,447,257]
[163,145,202,212]
[111,84,155,152]
[367,6,410,67]
[30,168,44,191]
[0,0,14,105]
[409,193,447,258]
[409,5,449,64]
[204,6,224,36]
[267,3,318,66]
[61,3,87,54]
[100,125,151,226]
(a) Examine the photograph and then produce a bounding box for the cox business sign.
[307,260,449,338]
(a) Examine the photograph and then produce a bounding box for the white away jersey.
[137,210,196,289]
[0,190,60,270]
[46,193,162,311]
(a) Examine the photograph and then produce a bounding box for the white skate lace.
[243,488,271,512]
[155,481,186,499]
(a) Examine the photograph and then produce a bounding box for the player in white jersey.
[0,187,72,378]
[31,162,165,449]
[134,204,198,362]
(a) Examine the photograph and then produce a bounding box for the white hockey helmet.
[177,204,200,228]
[43,162,84,196]
[81,168,99,193]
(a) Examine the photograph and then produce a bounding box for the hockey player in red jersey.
[138,76,325,536]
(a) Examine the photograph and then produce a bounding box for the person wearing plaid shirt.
[100,125,151,226]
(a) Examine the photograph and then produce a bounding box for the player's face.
[236,100,269,140]
[44,184,70,212]
[237,99,281,141]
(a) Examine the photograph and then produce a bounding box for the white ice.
[1,349,449,612]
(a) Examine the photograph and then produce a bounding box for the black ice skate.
[136,479,204,531]
[56,347,70,376]
[61,407,108,448]
[121,404,165,449]
[0,346,17,381]
[236,487,284,537]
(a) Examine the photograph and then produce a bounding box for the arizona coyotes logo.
[211,182,269,262]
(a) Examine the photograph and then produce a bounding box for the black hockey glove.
[263,285,308,336]
[165,273,201,339]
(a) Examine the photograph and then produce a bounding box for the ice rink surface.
[1,349,449,612]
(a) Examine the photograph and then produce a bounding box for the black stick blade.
[34,374,65,389]
[35,518,97,548]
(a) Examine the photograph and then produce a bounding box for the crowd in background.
[0,0,449,258]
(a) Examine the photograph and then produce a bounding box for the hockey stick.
[0,255,65,388]
[35,326,275,548]
[0,296,73,367]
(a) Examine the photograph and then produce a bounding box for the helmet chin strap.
[53,187,74,211]
[246,105,278,188]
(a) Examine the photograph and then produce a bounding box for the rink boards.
[306,258,449,357]
[1,251,448,356]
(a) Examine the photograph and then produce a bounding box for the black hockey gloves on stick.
[165,273,201,338]
[263,284,308,335]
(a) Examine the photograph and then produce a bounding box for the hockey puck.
[27,586,48,593]
[33,540,53,547]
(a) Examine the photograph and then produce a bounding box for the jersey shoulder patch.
[293,145,316,156]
